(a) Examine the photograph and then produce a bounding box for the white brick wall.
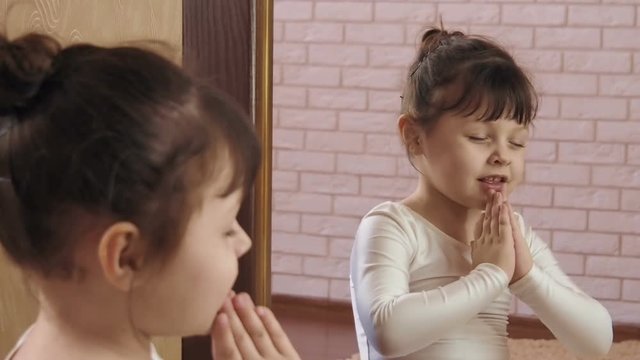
[272,0,640,324]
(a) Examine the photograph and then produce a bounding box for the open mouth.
[478,176,508,193]
[478,175,508,184]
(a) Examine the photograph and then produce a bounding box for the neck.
[403,176,482,244]
[20,276,152,360]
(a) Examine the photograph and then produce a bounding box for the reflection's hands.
[472,192,516,281]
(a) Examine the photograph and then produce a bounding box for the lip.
[478,175,509,193]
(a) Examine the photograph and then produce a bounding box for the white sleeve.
[509,214,613,357]
[351,213,509,358]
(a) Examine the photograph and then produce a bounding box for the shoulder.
[355,201,421,246]
[359,201,416,231]
[4,327,32,360]
[363,201,414,220]
[151,344,164,360]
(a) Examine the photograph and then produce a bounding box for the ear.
[97,222,144,291]
[398,114,423,156]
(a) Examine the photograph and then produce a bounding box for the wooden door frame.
[181,0,273,358]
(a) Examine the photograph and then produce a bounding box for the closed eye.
[510,141,526,148]
[468,136,488,142]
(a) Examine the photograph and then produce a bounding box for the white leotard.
[350,201,612,360]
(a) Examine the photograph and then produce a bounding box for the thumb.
[474,212,484,240]
[506,203,520,232]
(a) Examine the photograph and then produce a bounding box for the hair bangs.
[196,85,261,198]
[440,58,538,126]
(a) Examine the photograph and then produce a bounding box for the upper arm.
[351,213,415,303]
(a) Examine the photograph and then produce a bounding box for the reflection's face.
[418,113,529,209]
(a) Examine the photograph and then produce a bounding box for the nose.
[488,143,511,166]
[234,221,252,257]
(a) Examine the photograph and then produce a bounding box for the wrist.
[510,262,534,285]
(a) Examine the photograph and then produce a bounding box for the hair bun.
[0,33,61,114]
[419,27,464,55]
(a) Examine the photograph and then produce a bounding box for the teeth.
[483,176,503,183]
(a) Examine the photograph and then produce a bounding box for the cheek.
[205,241,242,300]
[512,155,526,180]
[425,147,475,184]
[191,241,239,300]
[131,241,241,336]
[443,147,481,176]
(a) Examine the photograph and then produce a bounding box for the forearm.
[510,266,613,357]
[358,263,508,357]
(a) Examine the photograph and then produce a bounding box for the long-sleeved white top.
[4,327,163,360]
[350,201,613,360]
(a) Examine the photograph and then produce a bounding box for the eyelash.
[468,136,526,148]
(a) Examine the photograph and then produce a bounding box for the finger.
[233,293,277,356]
[211,313,241,360]
[506,203,526,249]
[506,203,521,233]
[482,213,491,243]
[490,192,501,240]
[474,212,484,240]
[481,197,492,242]
[222,296,261,359]
[256,306,300,358]
[499,202,512,242]
[500,189,507,204]
[484,192,492,213]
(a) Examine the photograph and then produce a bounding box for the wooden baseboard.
[272,295,640,342]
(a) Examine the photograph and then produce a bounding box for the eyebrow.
[464,120,530,134]
[512,126,530,135]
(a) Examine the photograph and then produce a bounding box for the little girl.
[0,33,299,360]
[350,28,613,360]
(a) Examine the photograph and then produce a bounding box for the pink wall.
[271,0,640,325]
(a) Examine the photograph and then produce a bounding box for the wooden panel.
[0,1,182,359]
[0,0,181,60]
[182,0,250,109]
[0,252,38,358]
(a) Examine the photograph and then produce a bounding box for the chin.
[452,195,485,211]
[471,200,486,210]
[470,193,492,210]
[175,305,222,337]
[180,320,216,337]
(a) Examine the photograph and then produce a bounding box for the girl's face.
[417,112,529,210]
[130,175,252,336]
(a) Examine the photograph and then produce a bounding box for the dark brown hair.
[401,28,538,132]
[0,33,260,276]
